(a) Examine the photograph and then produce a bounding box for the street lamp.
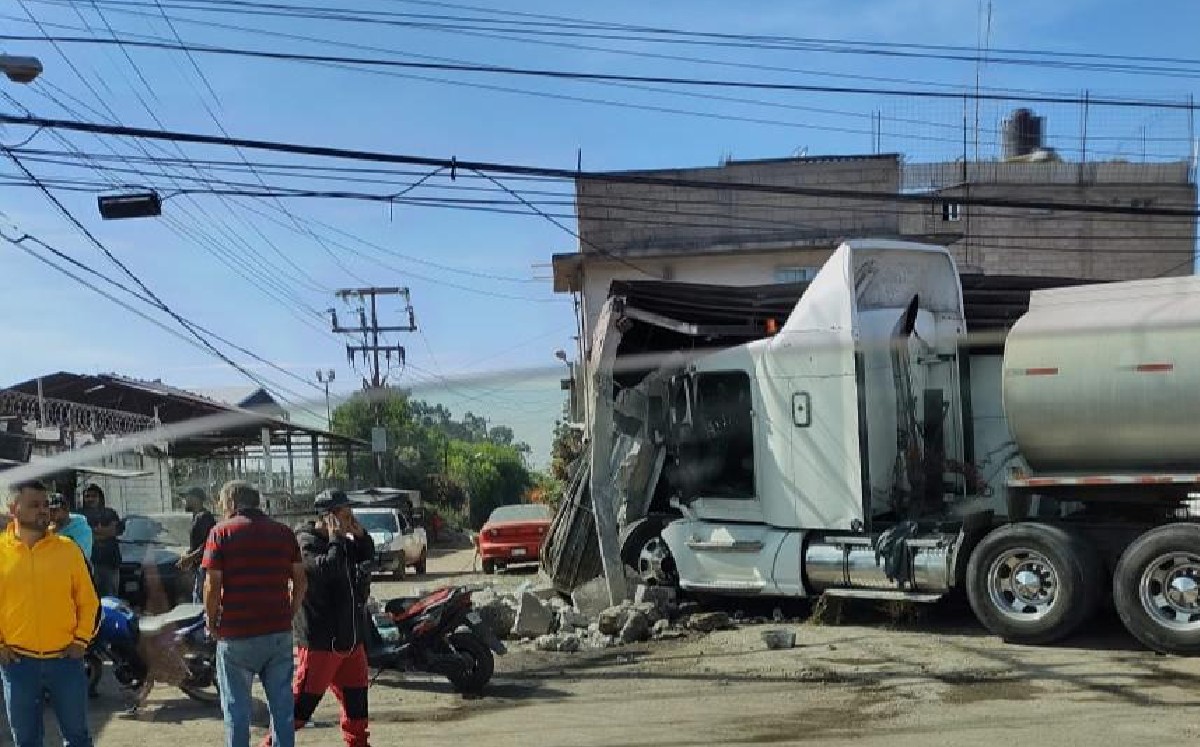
[316,369,336,429]
[0,54,42,84]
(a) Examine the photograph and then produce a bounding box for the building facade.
[555,153,1196,355]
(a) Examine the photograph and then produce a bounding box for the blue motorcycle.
[86,597,219,705]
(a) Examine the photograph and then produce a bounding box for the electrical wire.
[3,112,1195,220]
[55,0,1200,83]
[1,34,1195,111]
[6,8,1192,160]
[0,231,330,421]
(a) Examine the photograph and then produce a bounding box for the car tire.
[482,559,496,575]
[414,550,428,576]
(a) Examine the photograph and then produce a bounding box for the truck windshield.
[353,511,399,534]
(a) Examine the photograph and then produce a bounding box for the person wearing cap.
[79,484,123,598]
[177,487,216,604]
[49,494,93,563]
[264,490,374,747]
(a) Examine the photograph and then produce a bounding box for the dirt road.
[85,546,1200,746]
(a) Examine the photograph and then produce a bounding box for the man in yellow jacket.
[0,479,100,747]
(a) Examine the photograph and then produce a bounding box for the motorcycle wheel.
[446,631,493,694]
[179,683,221,704]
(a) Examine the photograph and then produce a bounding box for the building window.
[941,201,962,222]
[774,266,818,284]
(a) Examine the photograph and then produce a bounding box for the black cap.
[313,489,356,513]
[179,486,206,503]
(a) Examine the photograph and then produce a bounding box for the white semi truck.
[547,239,1200,655]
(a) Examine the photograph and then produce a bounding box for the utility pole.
[329,287,417,486]
[315,369,335,429]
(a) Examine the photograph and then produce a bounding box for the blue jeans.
[193,567,206,604]
[216,631,295,747]
[1,656,93,747]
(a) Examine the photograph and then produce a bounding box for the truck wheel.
[966,523,1101,645]
[620,516,676,586]
[1113,523,1200,655]
[414,550,428,576]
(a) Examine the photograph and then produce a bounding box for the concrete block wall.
[576,156,901,256]
[904,181,1197,281]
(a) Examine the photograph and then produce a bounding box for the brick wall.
[900,170,1197,281]
[576,155,902,256]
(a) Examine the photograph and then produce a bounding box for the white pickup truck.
[350,495,428,579]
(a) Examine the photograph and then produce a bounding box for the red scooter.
[366,586,506,694]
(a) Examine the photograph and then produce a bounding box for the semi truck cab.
[552,238,1200,656]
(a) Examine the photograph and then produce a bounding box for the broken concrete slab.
[760,629,796,650]
[558,634,582,653]
[634,585,678,618]
[619,610,651,644]
[474,593,518,640]
[534,632,582,652]
[585,631,618,649]
[597,604,632,636]
[571,576,612,619]
[630,601,663,624]
[685,611,732,633]
[511,592,555,639]
[557,608,591,631]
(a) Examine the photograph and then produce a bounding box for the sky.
[0,0,1198,468]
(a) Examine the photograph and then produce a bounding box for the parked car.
[478,504,552,574]
[118,513,191,613]
[352,503,428,579]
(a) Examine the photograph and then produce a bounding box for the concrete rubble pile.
[471,580,737,652]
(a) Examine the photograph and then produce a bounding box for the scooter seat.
[139,603,205,636]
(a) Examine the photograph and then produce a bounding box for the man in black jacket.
[263,490,374,747]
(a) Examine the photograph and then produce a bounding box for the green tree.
[328,389,533,528]
[550,419,584,483]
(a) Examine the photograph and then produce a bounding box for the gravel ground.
[71,545,1200,746]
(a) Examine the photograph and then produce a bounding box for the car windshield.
[119,513,192,546]
[119,515,163,544]
[488,504,551,524]
[353,510,399,534]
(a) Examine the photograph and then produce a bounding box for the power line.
[2,112,1196,219]
[7,8,1193,161]
[0,231,330,420]
[1,34,1196,110]
[54,0,1200,82]
[8,146,1196,232]
[18,84,334,311]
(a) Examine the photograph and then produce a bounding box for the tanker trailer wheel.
[966,523,1102,645]
[1113,523,1200,655]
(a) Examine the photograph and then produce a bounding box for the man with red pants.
[264,490,374,747]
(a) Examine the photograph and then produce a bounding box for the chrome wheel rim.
[1138,552,1200,631]
[987,548,1060,622]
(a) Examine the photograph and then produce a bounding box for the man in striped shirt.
[203,481,307,747]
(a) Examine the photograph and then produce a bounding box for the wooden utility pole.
[329,287,416,485]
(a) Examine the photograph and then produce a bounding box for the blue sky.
[1,0,1197,467]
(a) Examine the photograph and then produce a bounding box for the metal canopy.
[5,372,367,459]
[609,274,1097,337]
